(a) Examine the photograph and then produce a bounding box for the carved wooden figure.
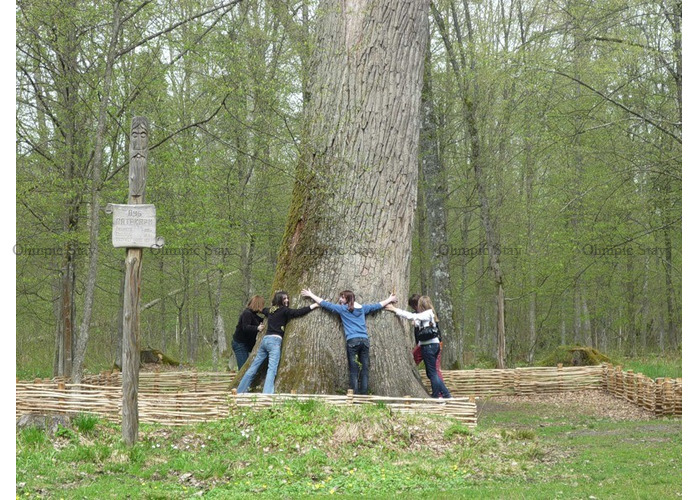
[122,116,149,446]
[129,117,148,198]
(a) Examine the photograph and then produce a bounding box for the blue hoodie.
[320,300,383,341]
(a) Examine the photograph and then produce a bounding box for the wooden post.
[122,116,149,446]
[654,378,664,416]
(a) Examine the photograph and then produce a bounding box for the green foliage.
[55,424,76,442]
[17,427,47,449]
[621,356,682,379]
[70,413,100,434]
[444,423,472,439]
[16,0,681,375]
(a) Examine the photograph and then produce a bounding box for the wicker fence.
[16,364,681,427]
[79,370,236,392]
[424,365,604,397]
[419,364,680,417]
[600,364,681,417]
[15,381,477,427]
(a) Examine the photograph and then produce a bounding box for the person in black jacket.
[236,290,319,394]
[232,295,267,370]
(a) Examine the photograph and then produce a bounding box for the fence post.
[615,366,624,398]
[634,373,645,405]
[654,378,664,416]
[624,370,633,402]
[557,363,563,393]
[663,378,672,417]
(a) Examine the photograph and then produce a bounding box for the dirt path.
[477,390,657,422]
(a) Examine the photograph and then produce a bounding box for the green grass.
[16,397,681,499]
[621,356,682,379]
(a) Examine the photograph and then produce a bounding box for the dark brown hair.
[408,293,421,311]
[271,290,289,307]
[340,290,355,313]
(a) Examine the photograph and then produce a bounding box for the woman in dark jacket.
[232,295,266,370]
[237,290,318,394]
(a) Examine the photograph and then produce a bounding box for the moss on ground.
[536,345,612,367]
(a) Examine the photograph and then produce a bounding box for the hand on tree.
[301,289,322,304]
[381,294,398,307]
[257,324,264,332]
[385,304,396,312]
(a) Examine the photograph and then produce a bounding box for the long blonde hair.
[417,296,439,323]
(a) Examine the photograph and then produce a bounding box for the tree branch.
[551,69,682,144]
[117,0,244,57]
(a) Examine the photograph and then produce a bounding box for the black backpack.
[417,322,441,342]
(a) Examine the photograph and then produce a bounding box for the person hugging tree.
[301,288,396,395]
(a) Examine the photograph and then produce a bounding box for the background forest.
[16,0,681,378]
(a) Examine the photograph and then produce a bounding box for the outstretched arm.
[388,306,434,323]
[380,294,397,308]
[301,289,323,304]
[302,288,345,314]
[362,294,398,315]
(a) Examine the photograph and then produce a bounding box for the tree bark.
[419,35,461,369]
[432,1,507,368]
[211,263,226,370]
[54,0,81,378]
[236,0,431,397]
[72,0,122,383]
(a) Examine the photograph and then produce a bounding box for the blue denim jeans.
[346,337,370,395]
[421,343,452,398]
[237,335,283,394]
[232,340,252,371]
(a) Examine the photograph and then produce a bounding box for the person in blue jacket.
[301,288,396,394]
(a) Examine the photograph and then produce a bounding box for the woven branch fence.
[600,364,681,417]
[16,364,680,427]
[15,381,477,427]
[423,365,603,397]
[420,364,680,417]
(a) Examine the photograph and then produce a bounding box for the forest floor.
[479,390,655,423]
[16,389,681,499]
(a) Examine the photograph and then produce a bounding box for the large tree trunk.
[238,0,431,397]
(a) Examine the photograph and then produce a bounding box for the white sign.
[108,204,161,248]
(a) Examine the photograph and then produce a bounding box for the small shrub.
[444,423,472,439]
[19,427,47,448]
[295,398,321,415]
[499,428,536,441]
[55,424,76,441]
[523,444,546,461]
[514,429,536,440]
[73,413,100,434]
[128,445,146,465]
